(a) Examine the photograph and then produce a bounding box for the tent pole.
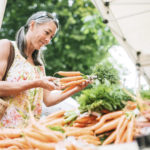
[136,51,141,98]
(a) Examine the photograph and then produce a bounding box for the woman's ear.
[29,20,35,31]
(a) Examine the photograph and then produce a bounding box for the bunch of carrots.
[55,71,88,93]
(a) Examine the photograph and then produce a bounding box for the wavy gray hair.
[16,11,59,66]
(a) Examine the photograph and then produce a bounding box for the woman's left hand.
[76,80,92,91]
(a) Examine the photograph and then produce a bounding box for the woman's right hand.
[38,76,61,91]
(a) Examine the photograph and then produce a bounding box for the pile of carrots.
[0,101,138,149]
[55,71,87,93]
[0,110,96,150]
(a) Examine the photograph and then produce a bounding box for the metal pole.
[0,0,7,29]
[136,51,141,98]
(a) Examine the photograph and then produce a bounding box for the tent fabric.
[91,0,150,85]
[0,0,7,29]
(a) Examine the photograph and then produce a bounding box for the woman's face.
[28,21,57,49]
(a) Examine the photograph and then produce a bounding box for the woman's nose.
[45,37,51,44]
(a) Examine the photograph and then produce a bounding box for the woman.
[0,11,89,128]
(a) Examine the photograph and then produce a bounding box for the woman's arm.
[0,77,58,97]
[0,39,11,80]
[43,81,89,107]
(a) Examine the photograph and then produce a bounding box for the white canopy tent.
[91,0,150,86]
[0,0,7,29]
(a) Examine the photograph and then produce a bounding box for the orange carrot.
[0,128,21,139]
[57,71,81,77]
[78,135,100,141]
[102,131,116,145]
[45,117,65,126]
[126,101,137,110]
[75,115,97,124]
[91,111,123,131]
[121,130,127,143]
[115,117,129,144]
[60,76,83,82]
[31,123,63,142]
[25,137,55,150]
[0,138,25,148]
[80,138,101,145]
[65,129,94,137]
[73,122,86,128]
[65,143,76,150]
[62,85,76,93]
[114,115,126,144]
[23,130,49,143]
[95,117,120,134]
[46,109,65,120]
[126,116,135,142]
[61,79,86,89]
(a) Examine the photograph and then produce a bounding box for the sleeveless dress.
[0,41,45,128]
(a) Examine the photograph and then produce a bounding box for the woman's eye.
[45,31,49,35]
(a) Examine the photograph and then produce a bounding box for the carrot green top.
[0,41,45,128]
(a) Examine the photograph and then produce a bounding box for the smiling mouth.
[40,41,45,46]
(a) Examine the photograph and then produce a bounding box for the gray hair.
[16,11,59,66]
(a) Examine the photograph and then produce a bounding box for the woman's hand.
[76,80,92,91]
[38,76,61,91]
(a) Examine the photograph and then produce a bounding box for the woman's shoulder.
[0,39,11,46]
[0,39,11,57]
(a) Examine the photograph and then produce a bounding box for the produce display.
[0,101,143,149]
[0,64,150,149]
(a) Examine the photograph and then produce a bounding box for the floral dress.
[0,41,45,128]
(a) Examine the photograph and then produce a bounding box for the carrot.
[79,135,99,140]
[65,130,94,137]
[75,115,97,124]
[80,138,101,145]
[65,142,76,150]
[120,131,127,143]
[62,85,76,93]
[25,137,55,150]
[126,101,137,110]
[6,146,20,150]
[0,128,21,139]
[31,124,62,142]
[115,117,129,144]
[126,115,135,142]
[61,79,86,89]
[57,71,81,77]
[114,115,126,144]
[23,130,49,143]
[102,131,116,145]
[90,111,123,131]
[45,117,65,126]
[45,109,65,120]
[60,76,83,82]
[73,123,86,128]
[95,117,120,134]
[101,109,110,114]
[0,138,25,148]
[36,122,65,140]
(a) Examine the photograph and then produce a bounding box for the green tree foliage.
[0,0,116,75]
